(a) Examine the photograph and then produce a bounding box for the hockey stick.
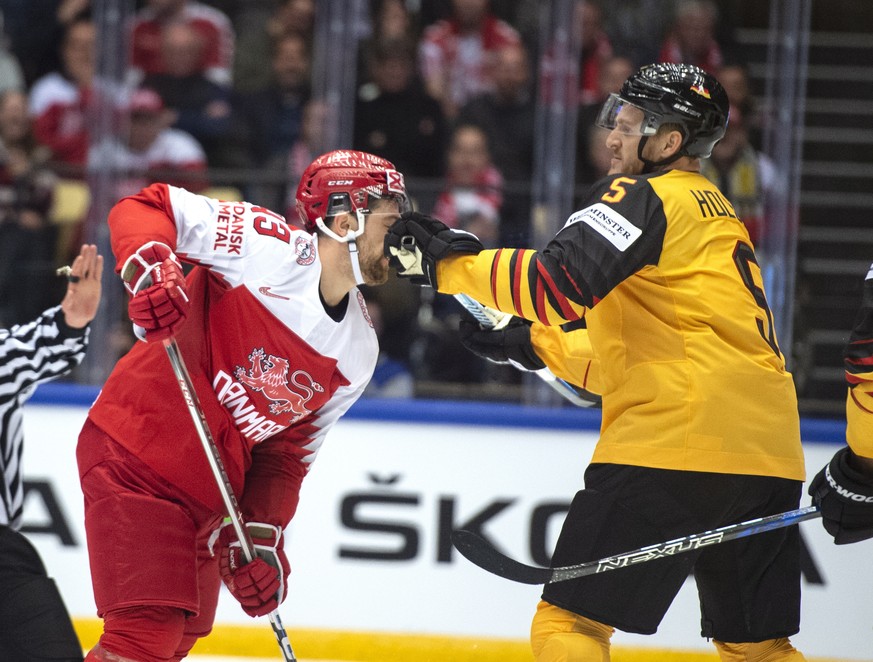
[452,505,821,585]
[454,293,600,408]
[164,338,297,662]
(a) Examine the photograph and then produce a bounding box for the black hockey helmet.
[597,63,729,159]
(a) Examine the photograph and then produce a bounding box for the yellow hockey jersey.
[438,169,805,480]
[843,277,873,459]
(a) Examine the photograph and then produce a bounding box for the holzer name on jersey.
[566,203,642,252]
[213,370,286,442]
[213,203,247,254]
[690,189,738,220]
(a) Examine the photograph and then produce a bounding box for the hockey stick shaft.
[452,505,821,585]
[453,294,598,407]
[164,338,297,662]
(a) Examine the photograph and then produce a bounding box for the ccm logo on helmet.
[328,180,354,186]
[826,465,873,502]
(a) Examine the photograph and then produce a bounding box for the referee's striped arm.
[437,248,589,326]
[0,306,89,528]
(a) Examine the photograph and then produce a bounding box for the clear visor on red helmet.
[323,169,411,220]
[596,94,661,136]
[325,191,412,219]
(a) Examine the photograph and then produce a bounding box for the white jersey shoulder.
[166,184,379,396]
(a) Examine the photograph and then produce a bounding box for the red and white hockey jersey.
[86,184,378,524]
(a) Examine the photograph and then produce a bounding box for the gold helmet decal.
[690,83,711,99]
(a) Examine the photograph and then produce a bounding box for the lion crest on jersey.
[295,236,315,266]
[234,348,324,420]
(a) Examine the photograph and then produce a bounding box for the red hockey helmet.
[295,150,410,235]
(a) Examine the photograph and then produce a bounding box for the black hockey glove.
[459,314,546,371]
[808,446,873,544]
[384,211,483,288]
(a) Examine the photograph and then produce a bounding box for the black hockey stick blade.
[452,530,552,584]
[452,505,821,586]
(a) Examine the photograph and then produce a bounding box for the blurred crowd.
[0,0,778,401]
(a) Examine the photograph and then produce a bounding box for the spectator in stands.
[357,0,417,83]
[418,0,522,120]
[658,0,723,73]
[580,123,613,182]
[2,0,89,89]
[716,61,762,147]
[575,0,613,106]
[240,32,311,166]
[88,88,208,198]
[0,90,58,327]
[285,97,331,217]
[130,0,235,88]
[354,36,446,179]
[593,55,636,105]
[28,16,96,169]
[267,0,316,42]
[458,42,533,186]
[0,11,24,94]
[142,21,233,166]
[575,55,634,188]
[718,62,752,110]
[601,0,673,68]
[234,0,315,93]
[699,103,780,246]
[368,0,414,42]
[457,42,534,245]
[235,32,312,212]
[433,123,503,248]
[538,1,612,111]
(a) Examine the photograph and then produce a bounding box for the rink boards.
[21,385,873,661]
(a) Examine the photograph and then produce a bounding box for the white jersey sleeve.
[166,185,297,286]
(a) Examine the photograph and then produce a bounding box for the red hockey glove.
[121,242,189,342]
[211,521,290,617]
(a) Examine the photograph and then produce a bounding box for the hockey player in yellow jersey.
[386,63,806,661]
[809,264,873,543]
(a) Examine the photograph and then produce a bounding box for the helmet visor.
[596,94,661,137]
[324,169,412,218]
[366,189,412,216]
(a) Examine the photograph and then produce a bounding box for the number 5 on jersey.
[733,241,781,358]
[601,177,637,204]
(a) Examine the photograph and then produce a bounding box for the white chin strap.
[346,239,365,285]
[315,209,367,285]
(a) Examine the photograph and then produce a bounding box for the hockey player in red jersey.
[78,150,410,661]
